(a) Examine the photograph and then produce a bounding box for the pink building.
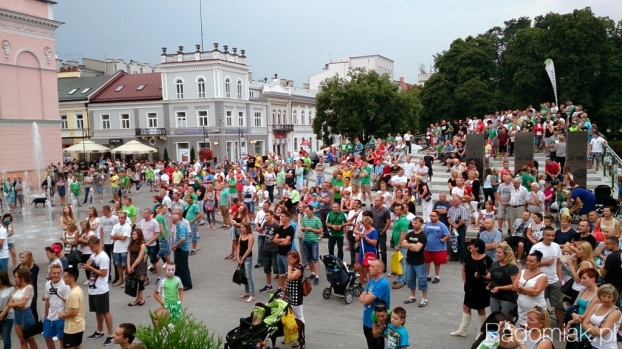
[0,0,63,175]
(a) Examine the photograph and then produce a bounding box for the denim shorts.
[43,318,65,338]
[157,238,171,257]
[7,242,14,250]
[276,254,288,276]
[13,308,35,327]
[244,201,255,213]
[190,223,199,243]
[0,258,8,272]
[146,245,159,264]
[303,240,319,262]
[113,252,127,267]
[405,263,428,291]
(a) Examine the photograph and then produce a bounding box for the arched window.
[175,78,184,99]
[301,111,305,125]
[277,110,281,124]
[283,111,287,124]
[272,109,276,125]
[293,110,297,125]
[309,111,313,124]
[294,137,298,150]
[225,78,231,98]
[237,79,243,99]
[196,77,205,98]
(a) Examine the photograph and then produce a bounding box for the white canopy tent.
[110,140,157,154]
[63,140,110,153]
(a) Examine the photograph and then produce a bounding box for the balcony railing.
[272,124,294,133]
[135,128,167,136]
[61,128,88,138]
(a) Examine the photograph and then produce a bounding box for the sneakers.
[87,331,104,339]
[404,297,417,304]
[83,280,89,286]
[426,276,432,281]
[254,264,263,269]
[190,250,196,255]
[431,277,440,284]
[392,283,404,289]
[313,277,319,285]
[259,285,273,293]
[306,274,316,280]
[418,299,428,307]
[112,280,123,287]
[103,336,114,346]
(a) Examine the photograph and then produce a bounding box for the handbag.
[23,320,43,339]
[301,270,312,297]
[360,233,377,268]
[66,246,82,268]
[561,279,574,296]
[232,264,247,285]
[391,250,403,275]
[281,307,299,344]
[124,275,141,297]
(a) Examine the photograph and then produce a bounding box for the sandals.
[245,296,256,303]
[240,293,250,298]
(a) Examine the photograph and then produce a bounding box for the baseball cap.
[312,193,318,197]
[45,243,63,255]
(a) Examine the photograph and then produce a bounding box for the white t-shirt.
[160,173,170,184]
[139,218,160,247]
[87,251,110,295]
[243,185,257,203]
[99,215,120,245]
[0,226,9,258]
[390,175,407,187]
[402,162,416,179]
[403,133,411,141]
[347,210,363,232]
[111,222,132,253]
[590,137,606,153]
[414,165,429,182]
[530,242,562,284]
[44,279,70,321]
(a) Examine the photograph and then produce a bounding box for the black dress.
[463,253,493,310]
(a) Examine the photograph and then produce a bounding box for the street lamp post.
[238,128,244,163]
[82,126,86,165]
[202,126,210,164]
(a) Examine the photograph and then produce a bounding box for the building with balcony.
[157,44,268,162]
[56,57,160,78]
[0,0,63,174]
[309,54,394,90]
[57,73,122,157]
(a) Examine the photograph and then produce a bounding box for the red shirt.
[545,162,560,175]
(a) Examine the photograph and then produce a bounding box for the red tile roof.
[90,72,162,103]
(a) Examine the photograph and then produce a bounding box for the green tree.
[163,148,170,162]
[190,147,196,162]
[312,68,420,144]
[136,310,223,349]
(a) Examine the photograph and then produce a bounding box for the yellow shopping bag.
[391,250,403,275]
[281,307,299,344]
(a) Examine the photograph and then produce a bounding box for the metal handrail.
[602,144,621,195]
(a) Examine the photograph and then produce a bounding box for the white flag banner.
[544,59,558,106]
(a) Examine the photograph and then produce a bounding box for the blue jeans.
[0,319,12,349]
[83,187,92,204]
[243,256,255,296]
[256,235,265,266]
[276,254,288,276]
[405,263,428,291]
[0,258,7,272]
[396,248,408,285]
[316,175,325,188]
[190,223,199,243]
[303,240,319,262]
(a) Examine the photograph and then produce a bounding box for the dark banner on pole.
[514,132,534,175]
[466,133,485,181]
[567,131,588,187]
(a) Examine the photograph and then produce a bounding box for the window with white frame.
[254,112,262,127]
[225,78,231,98]
[101,114,110,130]
[238,111,245,127]
[197,110,208,127]
[272,110,276,124]
[226,110,233,126]
[309,111,313,124]
[197,77,206,98]
[176,112,187,128]
[237,79,243,99]
[147,113,158,128]
[277,110,281,124]
[120,114,130,129]
[293,110,297,125]
[60,115,68,129]
[250,91,255,98]
[283,110,287,124]
[175,78,184,99]
[301,111,305,125]
[75,114,84,129]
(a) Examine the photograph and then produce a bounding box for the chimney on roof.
[213,43,219,51]
[303,83,310,89]
[223,45,229,53]
[286,80,294,87]
[195,44,201,52]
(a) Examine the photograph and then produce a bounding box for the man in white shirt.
[403,131,412,154]
[83,237,114,345]
[402,156,416,179]
[389,168,408,191]
[254,202,269,268]
[99,205,120,282]
[526,183,545,214]
[529,226,564,329]
[243,181,257,220]
[414,159,429,183]
[43,263,71,348]
[139,208,161,280]
[0,218,9,271]
[160,172,170,185]
[110,213,131,287]
[588,132,607,171]
[508,179,528,229]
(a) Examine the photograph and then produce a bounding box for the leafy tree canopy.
[312,68,421,144]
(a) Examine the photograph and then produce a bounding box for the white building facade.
[309,54,394,90]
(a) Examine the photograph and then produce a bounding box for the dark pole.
[199,0,204,51]
[82,126,86,164]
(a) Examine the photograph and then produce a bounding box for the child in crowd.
[153,262,184,322]
[384,307,409,349]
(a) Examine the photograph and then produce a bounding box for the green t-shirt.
[303,157,312,171]
[521,173,535,189]
[185,193,198,202]
[392,215,409,247]
[368,137,376,145]
[122,176,131,189]
[220,190,230,207]
[157,276,182,306]
[183,203,201,222]
[302,216,323,243]
[386,136,395,142]
[360,167,372,185]
[122,204,137,221]
[69,182,80,196]
[346,143,354,152]
[146,169,154,180]
[156,214,169,238]
[326,211,347,237]
[227,178,237,194]
[331,178,344,200]
[340,144,348,153]
[487,128,497,139]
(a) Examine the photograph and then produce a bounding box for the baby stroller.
[320,255,364,304]
[224,291,290,349]
[594,185,618,215]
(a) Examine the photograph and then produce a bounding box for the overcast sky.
[53,0,621,86]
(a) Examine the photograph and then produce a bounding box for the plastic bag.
[391,250,403,275]
[282,308,299,344]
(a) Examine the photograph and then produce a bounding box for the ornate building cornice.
[0,9,63,39]
[0,119,61,127]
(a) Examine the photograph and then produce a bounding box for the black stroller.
[594,185,619,216]
[320,255,364,304]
